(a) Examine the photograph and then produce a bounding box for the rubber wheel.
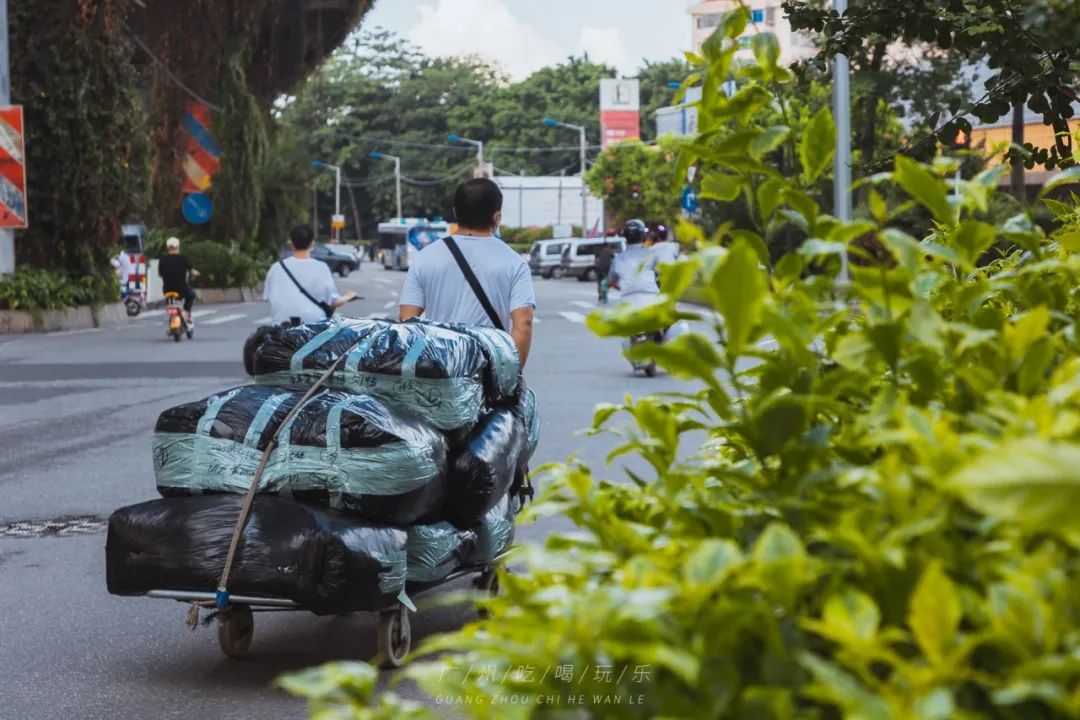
[541,270,552,279]
[552,267,565,280]
[172,332,181,343]
[125,303,140,317]
[376,606,411,669]
[645,362,657,378]
[584,268,598,282]
[186,329,194,339]
[475,568,501,619]
[218,606,254,658]
[339,265,352,278]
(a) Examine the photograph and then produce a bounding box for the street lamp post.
[448,134,485,177]
[833,0,852,286]
[543,118,588,238]
[313,160,343,241]
[371,151,403,221]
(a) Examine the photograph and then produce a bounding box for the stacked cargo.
[107,317,538,614]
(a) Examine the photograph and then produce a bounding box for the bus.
[377,219,451,271]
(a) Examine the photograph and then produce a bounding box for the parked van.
[528,238,572,279]
[560,237,626,281]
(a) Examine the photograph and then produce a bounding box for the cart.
[142,555,506,668]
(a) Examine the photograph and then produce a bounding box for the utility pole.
[334,164,342,242]
[832,0,852,286]
[0,0,13,274]
[1011,103,1026,201]
[371,151,403,220]
[543,118,589,237]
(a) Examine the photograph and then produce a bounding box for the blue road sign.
[681,186,698,213]
[183,192,213,225]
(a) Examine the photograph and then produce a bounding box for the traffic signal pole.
[833,0,852,286]
[0,0,13,274]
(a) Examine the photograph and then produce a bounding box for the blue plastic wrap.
[405,522,477,583]
[465,493,516,566]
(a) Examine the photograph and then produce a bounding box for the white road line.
[137,310,165,319]
[254,317,271,325]
[41,328,101,338]
[382,300,396,310]
[202,313,248,326]
[558,311,587,324]
[191,309,217,318]
[570,300,596,310]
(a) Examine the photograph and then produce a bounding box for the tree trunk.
[855,41,888,201]
[1011,102,1025,201]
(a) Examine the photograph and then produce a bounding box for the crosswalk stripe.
[255,317,271,325]
[382,300,396,310]
[202,313,248,326]
[559,311,587,324]
[570,300,595,310]
[191,309,217,318]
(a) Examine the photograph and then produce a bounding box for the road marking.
[373,277,392,286]
[558,311,587,324]
[382,300,396,310]
[137,310,164,319]
[570,300,595,310]
[41,328,101,338]
[191,309,217,318]
[254,317,271,325]
[202,313,248,326]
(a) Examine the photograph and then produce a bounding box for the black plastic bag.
[405,522,477,584]
[106,495,407,615]
[443,384,538,528]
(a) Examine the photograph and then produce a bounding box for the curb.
[0,302,128,334]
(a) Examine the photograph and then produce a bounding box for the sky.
[363,0,694,79]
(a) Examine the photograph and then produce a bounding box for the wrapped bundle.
[249,318,512,430]
[154,386,447,526]
[465,493,518,566]
[443,384,540,528]
[106,495,407,615]
[405,522,477,583]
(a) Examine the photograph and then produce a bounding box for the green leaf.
[894,155,953,225]
[751,32,781,71]
[1038,166,1080,197]
[749,125,790,158]
[799,107,836,184]
[748,394,809,457]
[1005,306,1050,363]
[820,590,881,643]
[951,438,1080,536]
[684,539,743,590]
[700,173,741,201]
[625,332,723,390]
[908,563,962,666]
[869,189,887,223]
[798,653,891,720]
[1055,229,1080,252]
[710,238,767,356]
[798,239,847,257]
[952,220,997,266]
[757,177,788,221]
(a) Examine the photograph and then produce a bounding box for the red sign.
[601,110,640,150]
[181,102,220,194]
[0,106,28,229]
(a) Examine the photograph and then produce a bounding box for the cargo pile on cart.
[105,317,538,665]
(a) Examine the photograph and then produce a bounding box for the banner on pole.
[599,79,640,150]
[0,106,28,229]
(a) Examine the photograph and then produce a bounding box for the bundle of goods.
[247,318,520,431]
[443,384,539,528]
[106,495,407,615]
[110,316,539,615]
[153,385,447,526]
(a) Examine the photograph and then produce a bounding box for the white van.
[559,237,627,281]
[528,238,572,279]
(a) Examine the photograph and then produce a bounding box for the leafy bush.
[500,225,583,245]
[175,240,267,289]
[0,267,118,311]
[284,9,1080,719]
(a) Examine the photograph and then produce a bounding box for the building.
[689,1,817,65]
[493,176,605,232]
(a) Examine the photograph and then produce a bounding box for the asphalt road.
[0,261,692,720]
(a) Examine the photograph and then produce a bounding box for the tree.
[784,0,1080,171]
[584,137,685,227]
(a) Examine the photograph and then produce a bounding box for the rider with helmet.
[607,219,660,303]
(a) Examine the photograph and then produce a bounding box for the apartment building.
[689,0,817,65]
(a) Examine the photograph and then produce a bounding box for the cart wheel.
[376,605,411,669]
[475,567,501,619]
[644,362,657,378]
[217,606,254,658]
[186,329,194,339]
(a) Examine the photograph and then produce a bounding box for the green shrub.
[283,9,1080,719]
[175,240,267,289]
[0,266,118,311]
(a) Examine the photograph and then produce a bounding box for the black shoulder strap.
[277,259,333,318]
[443,237,505,331]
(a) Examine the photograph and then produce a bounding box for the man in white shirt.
[399,179,536,367]
[263,225,357,326]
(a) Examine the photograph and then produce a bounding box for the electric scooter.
[164,292,193,342]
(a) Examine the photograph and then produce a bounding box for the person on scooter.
[595,241,615,304]
[608,219,660,304]
[158,237,200,326]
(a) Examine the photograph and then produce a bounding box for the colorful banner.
[0,106,28,229]
[181,102,220,194]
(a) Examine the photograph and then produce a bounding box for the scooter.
[627,330,664,377]
[164,292,193,342]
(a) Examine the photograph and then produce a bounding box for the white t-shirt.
[398,235,536,329]
[651,241,681,265]
[610,244,660,300]
[263,257,340,326]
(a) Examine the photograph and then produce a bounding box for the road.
[0,261,692,720]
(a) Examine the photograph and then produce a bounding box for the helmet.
[623,219,647,244]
